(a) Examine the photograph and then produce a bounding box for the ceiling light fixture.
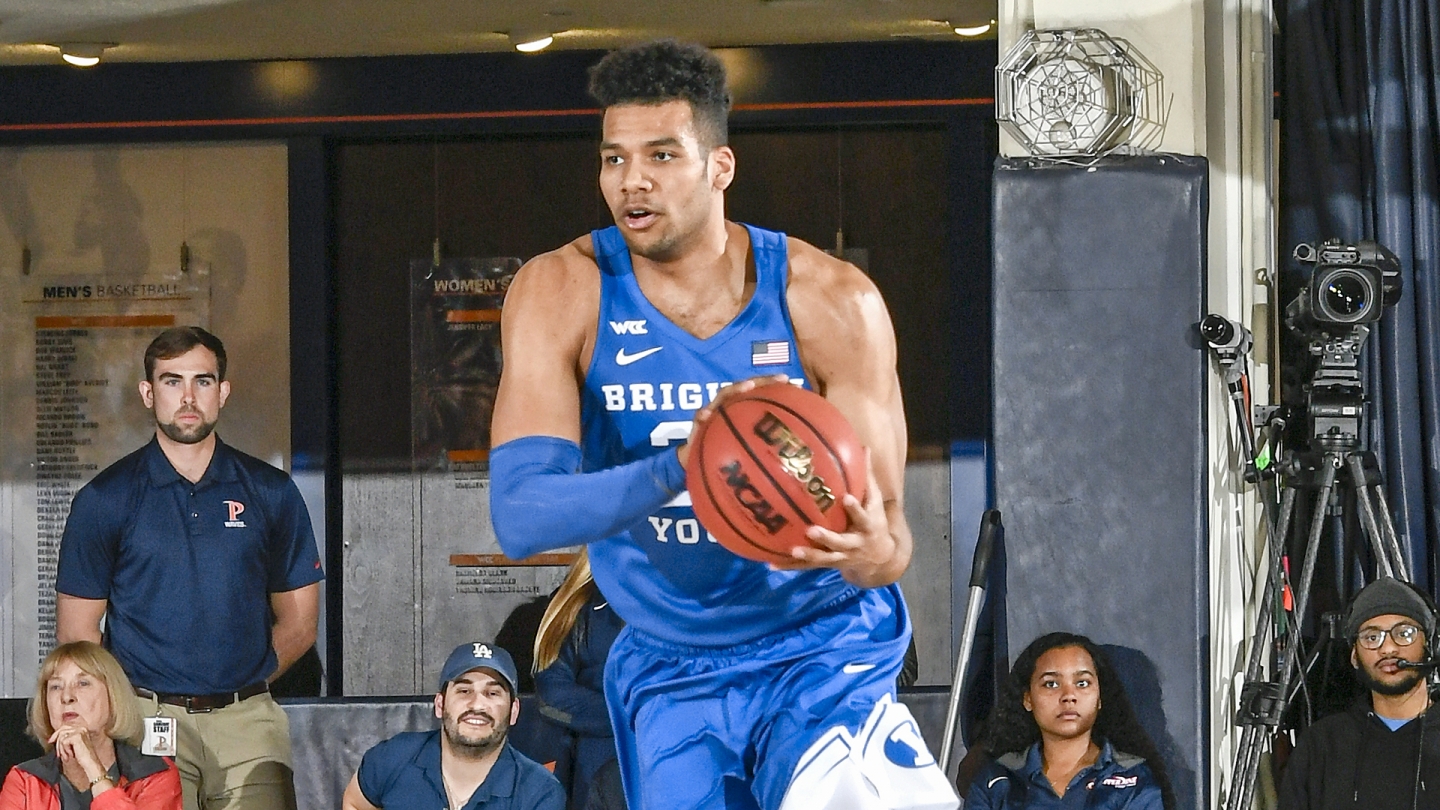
[509,31,555,53]
[954,21,995,37]
[57,42,111,67]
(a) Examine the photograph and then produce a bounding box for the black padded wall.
[992,155,1208,809]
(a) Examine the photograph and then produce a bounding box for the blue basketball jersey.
[581,224,862,646]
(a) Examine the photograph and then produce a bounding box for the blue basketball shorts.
[603,585,912,810]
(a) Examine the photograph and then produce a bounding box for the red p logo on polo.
[224,500,245,522]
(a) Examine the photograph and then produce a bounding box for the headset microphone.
[1395,658,1440,670]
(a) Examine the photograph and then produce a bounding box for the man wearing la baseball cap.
[342,642,564,810]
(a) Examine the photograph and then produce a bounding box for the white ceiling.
[0,0,996,65]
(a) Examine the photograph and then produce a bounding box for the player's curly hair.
[979,632,1175,810]
[588,39,732,148]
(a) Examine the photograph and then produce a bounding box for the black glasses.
[1356,622,1423,650]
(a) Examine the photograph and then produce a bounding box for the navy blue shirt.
[357,731,565,810]
[56,436,324,694]
[967,741,1164,810]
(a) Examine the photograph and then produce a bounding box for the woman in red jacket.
[0,641,181,809]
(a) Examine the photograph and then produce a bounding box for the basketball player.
[489,39,957,810]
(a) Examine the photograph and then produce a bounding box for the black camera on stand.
[1222,238,1409,810]
[1284,239,1402,451]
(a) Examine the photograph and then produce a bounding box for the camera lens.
[1199,314,1234,346]
[1317,269,1375,323]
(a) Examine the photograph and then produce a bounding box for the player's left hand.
[773,450,898,587]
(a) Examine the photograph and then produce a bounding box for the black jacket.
[1279,696,1440,810]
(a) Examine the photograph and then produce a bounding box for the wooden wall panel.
[341,475,419,694]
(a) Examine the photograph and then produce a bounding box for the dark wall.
[727,128,952,449]
[336,135,610,465]
[0,42,995,454]
[335,125,951,466]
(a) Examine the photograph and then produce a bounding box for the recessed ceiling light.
[56,42,111,67]
[510,31,555,53]
[954,21,996,37]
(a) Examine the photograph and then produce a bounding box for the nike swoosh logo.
[841,662,876,675]
[615,346,663,366]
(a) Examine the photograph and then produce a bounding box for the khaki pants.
[141,691,297,810]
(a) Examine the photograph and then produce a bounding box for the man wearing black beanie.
[1279,576,1440,809]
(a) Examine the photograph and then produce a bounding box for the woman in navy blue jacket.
[967,633,1171,810]
[534,550,626,810]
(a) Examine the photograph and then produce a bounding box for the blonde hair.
[30,642,143,750]
[533,549,597,672]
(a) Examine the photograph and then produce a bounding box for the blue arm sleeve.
[489,435,686,559]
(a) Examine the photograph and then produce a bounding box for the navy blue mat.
[992,155,1209,810]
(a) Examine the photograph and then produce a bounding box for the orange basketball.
[686,383,865,564]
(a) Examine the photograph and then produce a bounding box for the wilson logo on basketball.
[753,412,837,512]
[686,384,862,565]
[718,461,788,533]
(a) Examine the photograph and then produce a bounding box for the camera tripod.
[1223,438,1411,810]
[1208,240,1408,808]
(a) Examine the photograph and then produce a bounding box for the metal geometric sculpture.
[996,28,1166,159]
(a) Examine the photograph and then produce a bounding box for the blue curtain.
[1283,0,1440,592]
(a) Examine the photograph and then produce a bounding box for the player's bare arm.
[491,239,601,447]
[784,238,912,587]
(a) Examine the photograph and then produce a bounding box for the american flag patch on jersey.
[751,340,791,366]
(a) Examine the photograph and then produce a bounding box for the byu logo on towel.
[883,719,936,769]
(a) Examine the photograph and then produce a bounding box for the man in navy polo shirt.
[342,642,565,810]
[55,326,324,810]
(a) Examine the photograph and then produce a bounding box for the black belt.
[135,682,268,713]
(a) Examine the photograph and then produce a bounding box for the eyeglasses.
[1356,622,1423,650]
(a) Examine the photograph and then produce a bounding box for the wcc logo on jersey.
[609,320,648,335]
[223,500,247,528]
